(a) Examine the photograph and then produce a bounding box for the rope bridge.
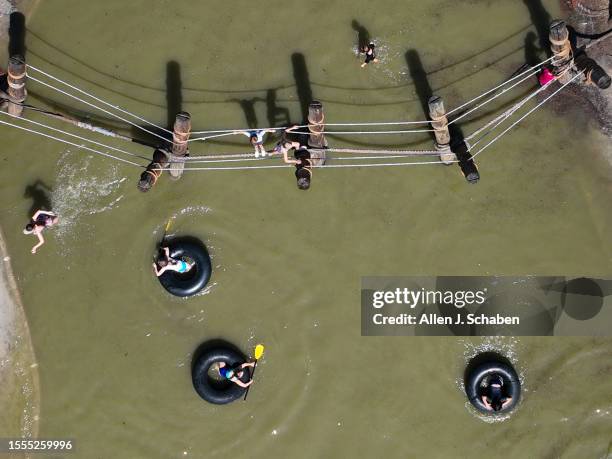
[0,54,579,175]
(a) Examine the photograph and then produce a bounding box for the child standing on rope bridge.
[234,128,276,158]
[283,145,313,191]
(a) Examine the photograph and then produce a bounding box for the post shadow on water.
[405,50,435,142]
[291,53,313,125]
[406,49,479,183]
[522,0,551,56]
[524,31,543,67]
[9,12,26,57]
[166,61,182,131]
[129,60,183,149]
[351,19,371,51]
[2,12,26,92]
[23,180,53,216]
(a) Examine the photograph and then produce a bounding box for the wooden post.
[7,55,26,117]
[307,101,326,166]
[137,148,170,192]
[568,1,610,37]
[168,111,191,180]
[428,96,455,164]
[575,53,612,89]
[549,20,574,84]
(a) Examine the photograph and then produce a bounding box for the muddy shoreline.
[0,227,40,442]
[0,0,40,448]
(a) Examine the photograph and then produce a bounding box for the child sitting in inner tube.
[153,246,195,277]
[481,374,513,412]
[218,361,255,388]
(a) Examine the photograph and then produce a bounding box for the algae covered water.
[0,0,611,457]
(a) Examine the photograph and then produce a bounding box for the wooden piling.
[168,111,191,180]
[137,148,170,192]
[575,53,612,89]
[568,0,610,37]
[549,20,574,84]
[7,55,26,117]
[307,101,327,166]
[428,96,455,165]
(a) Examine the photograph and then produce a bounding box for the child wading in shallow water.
[360,42,378,68]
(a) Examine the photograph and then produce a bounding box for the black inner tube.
[465,361,521,414]
[192,346,251,405]
[157,237,211,298]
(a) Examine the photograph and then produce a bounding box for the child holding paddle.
[218,361,255,388]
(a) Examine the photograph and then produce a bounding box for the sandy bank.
[0,228,40,441]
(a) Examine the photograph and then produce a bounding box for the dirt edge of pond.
[0,227,40,445]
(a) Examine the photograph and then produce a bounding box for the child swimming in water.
[23,209,58,254]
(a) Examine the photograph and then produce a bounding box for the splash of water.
[51,150,126,244]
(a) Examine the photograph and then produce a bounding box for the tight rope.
[184,147,439,161]
[0,116,145,167]
[26,73,171,144]
[165,72,577,172]
[465,82,552,151]
[470,71,583,159]
[0,110,150,162]
[190,127,436,142]
[25,63,173,135]
[176,154,442,164]
[446,56,554,116]
[448,65,543,126]
[22,56,555,150]
[161,159,457,172]
[0,54,569,172]
[190,118,433,136]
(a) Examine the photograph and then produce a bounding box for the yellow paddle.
[154,217,174,263]
[161,217,173,243]
[244,344,265,401]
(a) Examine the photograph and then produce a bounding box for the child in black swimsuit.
[283,146,312,190]
[360,43,378,68]
[23,210,59,254]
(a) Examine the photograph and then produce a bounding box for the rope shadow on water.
[26,41,526,109]
[25,28,295,95]
[25,22,535,101]
[265,89,292,128]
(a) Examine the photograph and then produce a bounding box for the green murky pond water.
[0,0,611,457]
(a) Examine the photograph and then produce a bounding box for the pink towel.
[539,68,555,86]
